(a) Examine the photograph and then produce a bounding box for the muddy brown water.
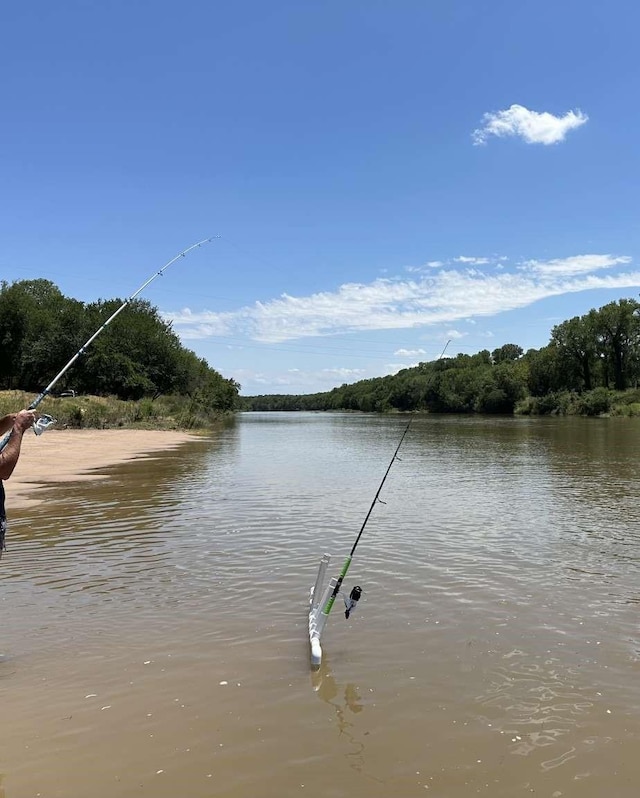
[1,413,640,797]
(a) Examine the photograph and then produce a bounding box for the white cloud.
[233,365,367,394]
[165,252,639,344]
[168,307,236,340]
[406,260,444,273]
[394,348,426,356]
[454,256,490,265]
[472,104,588,146]
[384,362,421,375]
[322,367,366,378]
[445,329,466,340]
[521,254,631,277]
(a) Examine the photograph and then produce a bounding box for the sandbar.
[4,428,199,509]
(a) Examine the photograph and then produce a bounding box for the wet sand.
[4,428,198,509]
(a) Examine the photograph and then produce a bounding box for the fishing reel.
[33,414,57,436]
[343,585,362,619]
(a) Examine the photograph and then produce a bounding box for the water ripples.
[4,413,640,796]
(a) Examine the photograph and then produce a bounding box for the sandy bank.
[4,428,199,509]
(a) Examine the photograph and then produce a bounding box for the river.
[2,412,640,797]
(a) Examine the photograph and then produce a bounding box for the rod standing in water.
[0,409,37,557]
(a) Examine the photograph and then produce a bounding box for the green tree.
[551,315,597,391]
[0,279,239,410]
[525,345,563,396]
[0,279,83,391]
[491,343,523,363]
[590,299,640,390]
[476,360,527,412]
[0,281,30,388]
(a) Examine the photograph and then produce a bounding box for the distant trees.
[0,278,239,411]
[241,348,529,415]
[525,345,562,397]
[548,299,640,393]
[491,343,523,363]
[242,296,640,416]
[551,315,597,391]
[0,279,85,391]
[592,299,640,390]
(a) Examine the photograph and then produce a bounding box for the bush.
[476,388,511,413]
[0,390,29,417]
[514,396,535,415]
[572,387,613,416]
[611,402,640,417]
[82,403,109,428]
[522,391,571,415]
[61,403,86,428]
[612,388,640,406]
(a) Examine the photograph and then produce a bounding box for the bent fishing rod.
[0,237,216,453]
[321,419,412,618]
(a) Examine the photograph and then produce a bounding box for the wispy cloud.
[472,104,588,146]
[522,254,631,277]
[406,260,444,273]
[394,348,426,356]
[384,362,421,375]
[454,256,490,265]
[165,253,639,344]
[234,365,367,393]
[321,367,366,380]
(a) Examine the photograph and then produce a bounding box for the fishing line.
[333,340,451,585]
[0,237,216,453]
[321,419,412,618]
[309,337,452,666]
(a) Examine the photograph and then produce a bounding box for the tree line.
[0,279,239,412]
[241,297,640,416]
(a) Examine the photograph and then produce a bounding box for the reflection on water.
[2,413,640,797]
[311,658,371,777]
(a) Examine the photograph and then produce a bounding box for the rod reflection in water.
[311,658,385,782]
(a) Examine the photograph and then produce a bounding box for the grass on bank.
[515,387,640,417]
[0,391,229,431]
[5,387,639,427]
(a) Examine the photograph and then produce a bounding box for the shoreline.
[4,428,200,509]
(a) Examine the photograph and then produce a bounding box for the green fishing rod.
[320,419,412,618]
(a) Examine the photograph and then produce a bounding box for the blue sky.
[2,1,639,395]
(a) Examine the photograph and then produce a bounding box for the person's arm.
[0,410,37,480]
[0,413,16,435]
